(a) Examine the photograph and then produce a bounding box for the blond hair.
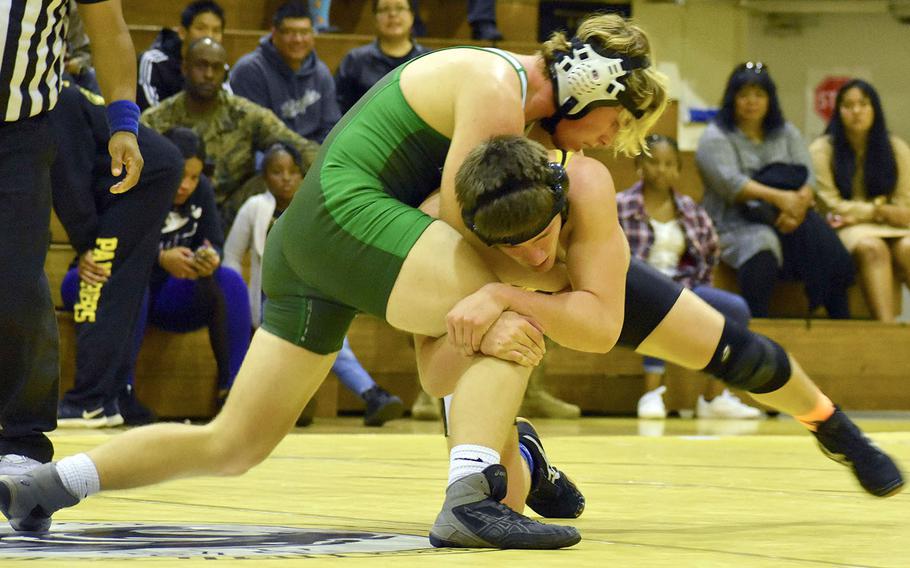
[541,13,669,157]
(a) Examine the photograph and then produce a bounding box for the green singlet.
[261,47,527,354]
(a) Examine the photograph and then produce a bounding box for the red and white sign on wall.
[814,76,851,121]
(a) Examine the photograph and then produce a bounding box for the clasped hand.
[479,311,546,367]
[775,185,814,233]
[77,249,110,285]
[159,241,220,279]
[446,283,545,367]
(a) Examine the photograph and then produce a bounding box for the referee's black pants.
[0,114,58,463]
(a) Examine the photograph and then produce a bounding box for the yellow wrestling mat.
[1,416,908,567]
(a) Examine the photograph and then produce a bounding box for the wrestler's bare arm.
[469,156,630,353]
[79,1,144,194]
[434,60,550,281]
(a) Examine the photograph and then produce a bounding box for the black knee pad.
[703,319,791,393]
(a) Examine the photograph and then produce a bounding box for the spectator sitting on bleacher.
[696,62,854,319]
[142,37,318,231]
[129,127,252,406]
[223,142,405,426]
[63,0,101,95]
[411,0,502,40]
[230,1,341,144]
[618,134,760,420]
[53,82,182,428]
[334,0,429,115]
[137,1,227,111]
[810,79,910,323]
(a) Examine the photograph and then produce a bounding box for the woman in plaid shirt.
[617,135,759,420]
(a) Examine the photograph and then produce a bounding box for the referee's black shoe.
[812,406,903,497]
[517,418,585,518]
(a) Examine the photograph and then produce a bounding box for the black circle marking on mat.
[0,523,437,559]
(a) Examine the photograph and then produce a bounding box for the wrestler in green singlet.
[262,48,527,354]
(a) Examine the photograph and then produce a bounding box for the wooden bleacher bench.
[124,0,544,74]
[55,310,339,420]
[346,315,910,414]
[122,0,541,43]
[126,25,540,77]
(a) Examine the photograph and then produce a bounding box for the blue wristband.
[106,100,140,136]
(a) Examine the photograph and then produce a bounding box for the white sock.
[448,444,500,486]
[55,453,101,500]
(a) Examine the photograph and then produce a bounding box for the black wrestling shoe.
[812,406,904,497]
[429,464,580,549]
[517,418,585,518]
[0,463,79,532]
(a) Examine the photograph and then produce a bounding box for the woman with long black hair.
[810,79,910,322]
[696,62,854,318]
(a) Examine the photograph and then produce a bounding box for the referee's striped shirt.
[0,0,104,123]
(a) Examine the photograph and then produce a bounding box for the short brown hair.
[456,136,562,245]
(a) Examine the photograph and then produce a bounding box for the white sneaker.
[637,386,667,419]
[696,390,762,419]
[0,454,42,476]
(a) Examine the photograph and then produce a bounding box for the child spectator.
[619,134,760,419]
[134,128,253,403]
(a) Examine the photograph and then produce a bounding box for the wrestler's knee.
[703,319,791,393]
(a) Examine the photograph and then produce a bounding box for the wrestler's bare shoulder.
[400,48,526,136]
[559,152,617,204]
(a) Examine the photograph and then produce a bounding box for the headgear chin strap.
[462,159,570,247]
[542,37,650,133]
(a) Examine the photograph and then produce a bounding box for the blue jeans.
[642,285,751,375]
[332,337,376,396]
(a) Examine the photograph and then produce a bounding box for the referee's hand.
[108,131,144,194]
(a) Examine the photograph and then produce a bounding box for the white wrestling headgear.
[542,37,650,132]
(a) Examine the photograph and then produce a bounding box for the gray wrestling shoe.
[0,463,79,532]
[429,464,580,549]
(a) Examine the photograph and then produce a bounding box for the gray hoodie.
[229,34,340,143]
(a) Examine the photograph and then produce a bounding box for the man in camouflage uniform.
[141,38,318,230]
